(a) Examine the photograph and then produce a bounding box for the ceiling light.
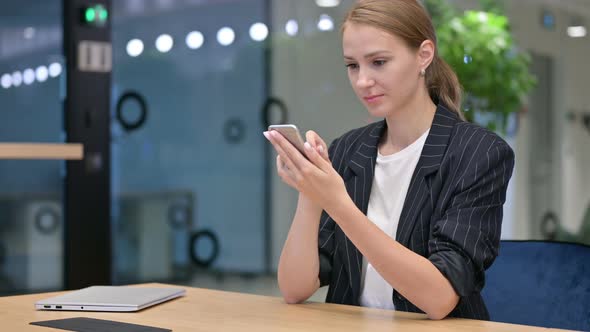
[186,31,204,49]
[217,27,235,46]
[48,63,62,77]
[126,38,144,57]
[1,74,12,89]
[249,23,268,42]
[315,0,340,7]
[12,71,23,87]
[24,27,35,39]
[318,14,334,31]
[23,68,35,85]
[155,34,174,53]
[35,66,49,82]
[567,25,587,38]
[285,20,299,37]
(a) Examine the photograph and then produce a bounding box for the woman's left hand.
[265,130,350,214]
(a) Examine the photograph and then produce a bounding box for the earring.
[420,69,426,77]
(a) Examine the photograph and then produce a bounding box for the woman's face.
[342,23,423,118]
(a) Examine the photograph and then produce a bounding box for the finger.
[306,130,329,161]
[268,132,303,177]
[276,154,286,171]
[277,155,292,174]
[303,142,332,173]
[265,131,287,156]
[269,130,310,171]
[305,130,319,149]
[305,130,326,150]
[276,155,288,176]
[264,131,281,154]
[276,155,299,188]
[317,144,329,161]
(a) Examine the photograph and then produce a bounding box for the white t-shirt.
[359,129,429,310]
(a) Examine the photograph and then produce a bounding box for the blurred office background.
[0,0,589,303]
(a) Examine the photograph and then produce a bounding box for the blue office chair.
[482,240,590,331]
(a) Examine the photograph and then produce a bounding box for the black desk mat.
[30,317,172,332]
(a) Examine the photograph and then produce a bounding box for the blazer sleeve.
[318,136,346,287]
[428,140,515,297]
[318,209,335,287]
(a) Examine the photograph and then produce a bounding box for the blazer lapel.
[344,121,385,303]
[395,105,458,246]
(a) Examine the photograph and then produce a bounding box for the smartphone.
[268,124,307,155]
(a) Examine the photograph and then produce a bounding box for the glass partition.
[0,0,64,295]
[110,0,269,284]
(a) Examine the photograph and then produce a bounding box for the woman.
[264,0,514,320]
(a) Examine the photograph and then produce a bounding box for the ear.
[417,39,435,71]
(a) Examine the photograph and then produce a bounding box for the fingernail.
[319,146,324,153]
[304,142,312,150]
[270,130,278,137]
[263,131,271,140]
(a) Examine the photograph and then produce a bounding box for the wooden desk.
[0,283,571,331]
[0,143,83,160]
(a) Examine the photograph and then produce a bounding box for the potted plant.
[425,0,536,132]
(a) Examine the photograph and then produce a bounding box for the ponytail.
[427,55,465,120]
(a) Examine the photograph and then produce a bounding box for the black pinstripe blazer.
[317,104,515,320]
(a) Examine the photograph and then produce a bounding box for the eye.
[345,63,358,70]
[373,59,387,67]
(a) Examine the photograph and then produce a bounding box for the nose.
[355,68,375,89]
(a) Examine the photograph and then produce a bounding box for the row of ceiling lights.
[1,63,62,90]
[126,15,335,57]
[2,12,339,90]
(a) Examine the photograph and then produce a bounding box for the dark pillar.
[63,0,112,289]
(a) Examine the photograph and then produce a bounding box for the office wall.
[502,0,590,237]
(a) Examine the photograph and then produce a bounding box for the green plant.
[425,0,536,132]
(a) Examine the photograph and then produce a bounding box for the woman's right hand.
[305,130,329,162]
[273,130,328,304]
[273,130,329,191]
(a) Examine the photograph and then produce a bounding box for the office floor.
[185,271,328,303]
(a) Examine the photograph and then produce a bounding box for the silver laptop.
[35,286,185,312]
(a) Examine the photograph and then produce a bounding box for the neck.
[380,89,437,155]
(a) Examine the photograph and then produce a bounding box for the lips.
[363,94,384,103]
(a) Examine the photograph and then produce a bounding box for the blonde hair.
[342,0,465,119]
